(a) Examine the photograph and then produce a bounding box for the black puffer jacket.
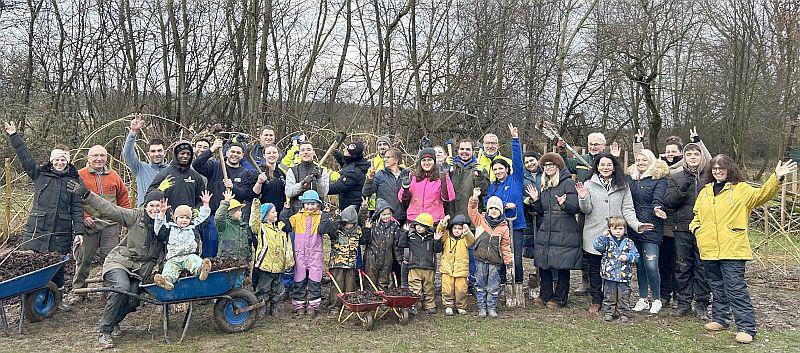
[666,143,711,233]
[398,229,442,270]
[329,156,371,210]
[147,141,207,210]
[627,160,669,243]
[532,168,582,270]
[9,133,85,254]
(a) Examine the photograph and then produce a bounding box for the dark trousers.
[583,251,603,305]
[674,231,710,307]
[602,280,631,317]
[498,230,524,283]
[98,268,141,334]
[659,236,676,302]
[328,268,355,309]
[704,260,756,336]
[74,225,120,289]
[253,268,283,307]
[539,268,570,305]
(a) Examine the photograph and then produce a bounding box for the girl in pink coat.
[399,148,456,223]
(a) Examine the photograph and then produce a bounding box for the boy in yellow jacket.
[250,199,295,317]
[437,214,475,316]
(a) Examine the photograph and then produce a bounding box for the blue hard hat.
[299,190,321,204]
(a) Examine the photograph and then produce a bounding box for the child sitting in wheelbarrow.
[153,190,213,290]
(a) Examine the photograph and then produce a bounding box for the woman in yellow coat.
[690,155,796,344]
[436,214,475,316]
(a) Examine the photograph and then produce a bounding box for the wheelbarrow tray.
[0,256,69,300]
[338,291,385,313]
[141,267,246,303]
[381,293,419,308]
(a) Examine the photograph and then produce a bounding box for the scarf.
[485,214,504,229]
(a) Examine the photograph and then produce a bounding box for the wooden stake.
[763,205,769,238]
[792,169,798,194]
[4,158,11,243]
[781,180,787,231]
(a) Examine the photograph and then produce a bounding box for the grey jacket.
[578,174,644,255]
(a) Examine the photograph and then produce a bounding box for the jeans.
[583,251,603,305]
[602,280,632,317]
[73,224,120,289]
[673,231,710,307]
[498,229,524,283]
[704,260,756,336]
[475,260,500,311]
[659,236,675,302]
[98,269,141,334]
[634,240,661,299]
[539,268,570,305]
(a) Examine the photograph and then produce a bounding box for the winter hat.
[447,214,471,230]
[173,140,193,156]
[143,190,164,205]
[173,205,193,221]
[299,190,321,204]
[49,149,71,163]
[414,213,435,229]
[227,199,244,212]
[346,141,365,158]
[377,135,392,147]
[340,205,358,224]
[260,203,276,221]
[538,152,566,170]
[486,196,504,212]
[418,148,436,160]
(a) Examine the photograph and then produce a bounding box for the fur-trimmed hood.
[628,149,670,180]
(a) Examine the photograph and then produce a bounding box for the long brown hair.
[414,157,440,181]
[706,154,745,185]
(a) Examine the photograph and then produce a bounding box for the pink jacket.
[398,174,455,223]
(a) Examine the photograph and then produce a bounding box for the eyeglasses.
[542,163,557,168]
[588,143,605,147]
[711,167,726,171]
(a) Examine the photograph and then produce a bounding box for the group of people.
[4,115,795,349]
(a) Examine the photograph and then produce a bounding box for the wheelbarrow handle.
[71,287,161,305]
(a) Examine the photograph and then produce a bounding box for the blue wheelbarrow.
[0,255,70,335]
[74,266,261,343]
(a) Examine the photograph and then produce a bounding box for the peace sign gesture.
[635,129,645,143]
[508,123,519,139]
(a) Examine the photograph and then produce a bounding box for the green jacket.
[215,200,252,261]
[560,151,594,182]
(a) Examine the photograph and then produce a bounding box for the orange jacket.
[79,166,131,220]
[467,196,513,265]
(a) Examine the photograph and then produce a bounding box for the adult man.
[285,141,330,213]
[123,114,169,205]
[66,182,167,350]
[557,132,607,183]
[193,139,257,212]
[478,133,512,182]
[329,141,370,210]
[194,138,210,157]
[666,140,712,319]
[371,135,392,171]
[148,140,206,210]
[65,145,131,308]
[249,126,278,167]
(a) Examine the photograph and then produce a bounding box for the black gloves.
[66,180,90,200]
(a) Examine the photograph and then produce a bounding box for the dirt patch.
[0,251,64,282]
[340,291,383,304]
[383,287,418,297]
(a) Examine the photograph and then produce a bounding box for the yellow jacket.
[477,151,512,182]
[437,223,475,277]
[250,202,295,273]
[690,174,781,260]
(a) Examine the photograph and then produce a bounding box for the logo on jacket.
[184,176,195,183]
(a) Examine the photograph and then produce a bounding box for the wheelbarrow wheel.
[399,308,410,325]
[24,282,61,322]
[363,313,374,331]
[213,288,258,333]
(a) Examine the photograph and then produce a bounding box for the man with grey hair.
[478,133,512,182]
[557,132,607,183]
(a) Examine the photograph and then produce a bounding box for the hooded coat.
[438,214,475,277]
[328,156,371,210]
[328,205,363,269]
[532,168,582,270]
[626,156,670,244]
[361,199,402,275]
[666,142,711,232]
[148,141,207,209]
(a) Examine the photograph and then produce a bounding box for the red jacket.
[79,166,131,220]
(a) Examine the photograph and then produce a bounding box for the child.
[592,216,640,322]
[216,189,251,261]
[154,190,213,290]
[398,212,441,315]
[468,189,513,318]
[437,214,475,316]
[361,198,402,289]
[280,190,334,317]
[250,199,294,317]
[328,205,363,314]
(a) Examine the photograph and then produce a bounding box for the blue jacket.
[486,138,526,230]
[123,131,169,205]
[593,234,639,283]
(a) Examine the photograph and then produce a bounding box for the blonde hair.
[541,172,560,189]
[607,216,627,229]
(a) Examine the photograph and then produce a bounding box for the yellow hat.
[414,213,434,229]
[228,199,244,211]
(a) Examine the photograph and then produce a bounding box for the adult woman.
[4,122,85,287]
[691,156,796,344]
[627,149,669,314]
[398,148,455,223]
[526,152,581,308]
[575,153,652,314]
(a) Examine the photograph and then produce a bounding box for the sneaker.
[704,321,727,331]
[199,258,212,281]
[735,332,753,344]
[649,299,663,314]
[532,297,545,307]
[110,325,124,338]
[409,306,418,316]
[545,301,560,309]
[478,308,487,318]
[632,298,649,312]
[529,287,540,299]
[488,309,498,318]
[426,308,438,315]
[98,333,114,350]
[603,313,613,322]
[445,307,454,316]
[457,308,468,315]
[154,274,174,291]
[588,303,601,315]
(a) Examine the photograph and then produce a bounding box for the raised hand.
[635,129,645,143]
[200,190,212,206]
[210,138,223,152]
[223,189,234,201]
[472,187,481,198]
[367,166,376,180]
[158,175,175,192]
[555,194,567,206]
[130,113,143,133]
[689,126,699,141]
[257,172,268,184]
[619,254,628,262]
[364,218,372,229]
[775,160,798,179]
[654,207,667,219]
[610,142,620,157]
[4,121,16,135]
[438,215,450,229]
[508,123,519,139]
[525,184,539,201]
[575,182,588,199]
[159,198,170,214]
[361,197,369,209]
